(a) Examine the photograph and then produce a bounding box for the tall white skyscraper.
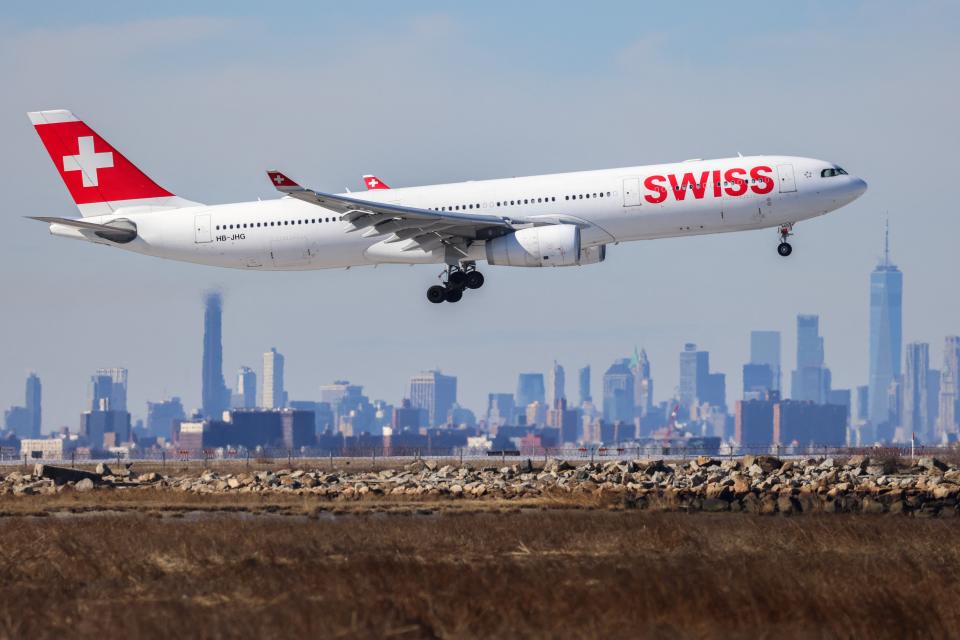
[261,348,285,409]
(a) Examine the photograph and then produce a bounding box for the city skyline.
[5,269,960,439]
[2,3,958,431]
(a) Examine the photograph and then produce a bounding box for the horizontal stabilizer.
[28,216,137,243]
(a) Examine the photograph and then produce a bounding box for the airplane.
[27,109,867,304]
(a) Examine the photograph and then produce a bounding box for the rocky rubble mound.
[2,455,959,515]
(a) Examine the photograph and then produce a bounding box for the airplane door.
[622,177,641,207]
[194,214,212,243]
[776,164,797,193]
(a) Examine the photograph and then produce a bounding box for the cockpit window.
[821,166,849,178]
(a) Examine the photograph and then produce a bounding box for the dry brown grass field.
[0,510,958,639]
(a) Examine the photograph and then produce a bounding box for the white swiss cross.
[367,178,378,188]
[273,174,285,185]
[62,136,114,187]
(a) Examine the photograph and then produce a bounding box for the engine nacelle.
[577,244,606,265]
[485,224,582,267]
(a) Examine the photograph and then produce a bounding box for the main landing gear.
[426,263,485,304]
[777,224,794,257]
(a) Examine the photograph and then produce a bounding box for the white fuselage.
[55,155,867,270]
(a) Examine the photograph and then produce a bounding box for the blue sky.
[1,2,958,430]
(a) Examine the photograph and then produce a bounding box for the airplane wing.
[266,170,538,253]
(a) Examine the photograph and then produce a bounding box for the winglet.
[266,170,303,194]
[362,174,390,190]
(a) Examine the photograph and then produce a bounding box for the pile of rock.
[2,455,959,515]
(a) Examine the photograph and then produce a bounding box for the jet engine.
[486,224,582,267]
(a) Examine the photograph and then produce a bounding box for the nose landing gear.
[777,224,794,257]
[425,263,485,304]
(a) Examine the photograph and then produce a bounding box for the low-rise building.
[20,437,68,460]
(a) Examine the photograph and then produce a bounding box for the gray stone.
[34,464,101,486]
[643,460,672,475]
[75,478,95,492]
[918,457,949,472]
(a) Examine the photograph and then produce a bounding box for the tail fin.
[362,174,390,190]
[28,109,200,216]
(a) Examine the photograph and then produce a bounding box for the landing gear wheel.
[778,242,793,257]
[465,271,485,289]
[444,288,463,303]
[448,271,467,287]
[427,285,446,304]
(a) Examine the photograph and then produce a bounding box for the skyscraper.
[632,348,653,416]
[902,342,930,440]
[679,343,709,409]
[261,347,285,409]
[750,330,781,390]
[796,315,824,369]
[234,366,257,409]
[408,370,457,427]
[938,336,960,438]
[602,359,635,424]
[868,223,902,426]
[25,373,41,438]
[856,385,870,422]
[486,393,515,429]
[743,364,774,399]
[578,366,591,404]
[4,374,42,438]
[791,315,831,404]
[546,361,566,409]
[91,368,128,411]
[516,373,546,409]
[201,292,230,418]
[146,397,186,440]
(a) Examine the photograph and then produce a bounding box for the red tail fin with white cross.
[362,175,390,190]
[28,109,199,216]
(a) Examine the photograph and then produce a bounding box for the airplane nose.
[851,177,868,199]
